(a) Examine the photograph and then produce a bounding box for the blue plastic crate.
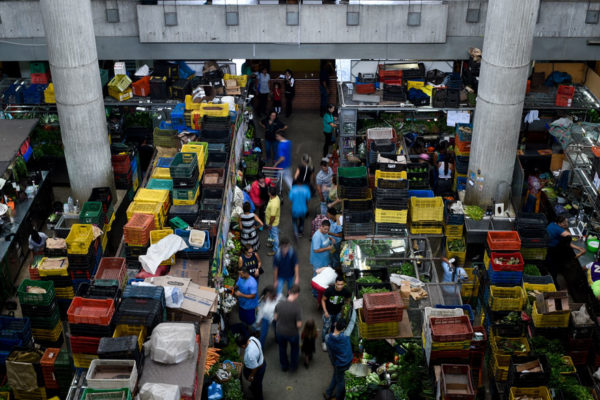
[488,264,523,286]
[456,156,469,174]
[171,103,186,130]
[0,316,31,350]
[175,229,211,253]
[408,189,434,198]
[159,120,173,130]
[123,285,166,308]
[157,157,174,169]
[435,304,474,325]
[178,61,195,79]
[455,123,473,140]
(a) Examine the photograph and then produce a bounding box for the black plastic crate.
[486,309,526,338]
[201,129,230,140]
[201,187,224,200]
[343,221,373,237]
[76,283,121,301]
[375,223,407,236]
[516,212,547,229]
[150,76,169,100]
[339,176,369,188]
[344,210,373,224]
[172,171,200,189]
[529,325,569,345]
[376,198,409,211]
[339,186,370,200]
[200,200,222,211]
[376,179,408,190]
[21,301,58,318]
[98,335,140,360]
[44,248,68,258]
[342,198,373,211]
[125,245,149,257]
[114,298,162,327]
[169,204,199,225]
[507,355,551,387]
[89,187,113,213]
[375,187,409,199]
[69,321,114,337]
[207,151,228,164]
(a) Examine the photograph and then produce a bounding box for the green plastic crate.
[81,388,132,400]
[337,166,367,179]
[169,217,189,230]
[100,68,109,87]
[79,201,105,225]
[18,279,55,306]
[169,152,198,179]
[147,178,173,192]
[30,62,48,74]
[173,183,199,200]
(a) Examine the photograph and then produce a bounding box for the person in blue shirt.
[546,216,586,285]
[235,268,259,326]
[326,207,343,268]
[440,257,467,283]
[322,104,337,157]
[324,319,353,400]
[273,238,300,296]
[289,180,312,238]
[273,132,293,191]
[311,220,333,298]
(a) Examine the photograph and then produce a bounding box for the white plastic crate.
[86,359,137,392]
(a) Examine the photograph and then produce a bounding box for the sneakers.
[321,342,327,352]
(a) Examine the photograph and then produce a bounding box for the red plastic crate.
[455,134,471,153]
[363,291,405,324]
[69,268,93,280]
[555,85,575,107]
[67,297,115,325]
[132,76,150,97]
[383,79,403,86]
[123,213,154,246]
[94,257,126,283]
[487,231,521,251]
[441,364,475,400]
[70,335,101,354]
[111,154,131,174]
[430,315,474,342]
[29,266,40,280]
[470,326,487,351]
[378,64,403,80]
[31,72,49,84]
[355,83,376,94]
[430,350,470,363]
[489,252,524,272]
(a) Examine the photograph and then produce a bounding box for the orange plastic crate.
[95,257,126,287]
[132,76,150,97]
[67,297,115,325]
[487,231,521,251]
[123,213,154,246]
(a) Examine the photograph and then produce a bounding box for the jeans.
[322,312,340,343]
[269,225,279,254]
[265,140,277,163]
[239,307,256,326]
[258,92,269,116]
[276,333,299,371]
[322,131,332,158]
[276,276,295,296]
[320,201,328,216]
[293,216,305,236]
[243,361,267,400]
[259,318,277,348]
[326,363,351,399]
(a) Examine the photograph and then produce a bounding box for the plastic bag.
[139,383,181,400]
[208,382,223,400]
[571,304,592,326]
[150,323,196,364]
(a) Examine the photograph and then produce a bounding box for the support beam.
[466,0,539,206]
[39,0,115,203]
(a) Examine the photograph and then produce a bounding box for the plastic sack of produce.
[139,383,181,400]
[208,382,223,400]
[150,323,196,364]
[139,234,188,274]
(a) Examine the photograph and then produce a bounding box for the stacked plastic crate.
[37,256,73,318]
[454,123,471,192]
[67,295,116,369]
[515,212,549,265]
[66,223,101,293]
[339,166,373,237]
[422,307,474,367]
[409,196,444,235]
[88,187,116,253]
[41,348,73,396]
[111,144,140,191]
[373,163,409,236]
[123,213,155,272]
[17,279,63,347]
[358,291,404,340]
[115,285,166,335]
[170,152,201,207]
[0,316,32,373]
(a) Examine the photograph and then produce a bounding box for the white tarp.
[139,234,188,275]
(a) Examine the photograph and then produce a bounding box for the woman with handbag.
[239,244,263,284]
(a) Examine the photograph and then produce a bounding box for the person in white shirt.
[28,231,48,255]
[256,67,271,117]
[236,334,266,400]
[256,285,283,347]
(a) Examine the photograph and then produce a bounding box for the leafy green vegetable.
[222,377,244,400]
[523,264,541,276]
[356,276,382,284]
[464,205,484,221]
[359,287,388,297]
[447,239,466,252]
[390,262,415,277]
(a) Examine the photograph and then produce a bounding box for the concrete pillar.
[465,0,539,206]
[40,0,115,203]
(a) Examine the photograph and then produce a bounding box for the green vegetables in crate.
[356,276,382,284]
[523,264,541,276]
[447,239,465,252]
[495,338,527,353]
[390,262,415,277]
[359,287,388,297]
[222,378,244,400]
[464,205,484,221]
[493,256,521,265]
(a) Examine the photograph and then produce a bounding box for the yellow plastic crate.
[532,303,569,328]
[490,352,510,382]
[489,286,525,312]
[44,83,55,104]
[186,142,209,163]
[409,197,444,222]
[55,286,74,300]
[460,268,480,299]
[32,322,63,341]
[108,74,132,92]
[73,353,98,369]
[421,331,471,351]
[358,310,400,339]
[101,231,108,253]
[134,188,170,216]
[374,170,407,187]
[150,229,176,266]
[490,335,530,381]
[108,87,133,102]
[374,209,407,224]
[483,250,490,268]
[446,238,466,265]
[66,224,94,254]
[0,391,9,400]
[184,95,202,111]
[152,167,171,180]
[201,103,229,117]
[445,223,464,237]
[409,222,443,235]
[126,201,164,229]
[181,143,208,180]
[523,281,557,294]
[38,257,69,277]
[509,387,551,400]
[224,73,248,87]
[114,324,147,351]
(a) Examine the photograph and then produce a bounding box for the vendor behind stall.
[523,168,544,213]
[546,215,586,288]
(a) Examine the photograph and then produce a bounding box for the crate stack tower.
[171,152,201,207]
[123,213,155,272]
[41,348,73,397]
[373,163,409,236]
[358,291,404,340]
[66,223,102,293]
[114,285,166,336]
[339,166,373,237]
[454,123,471,192]
[409,196,444,235]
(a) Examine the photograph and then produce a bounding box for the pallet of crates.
[67,296,116,369]
[409,196,443,235]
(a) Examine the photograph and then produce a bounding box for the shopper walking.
[256,285,282,348]
[235,268,259,326]
[289,180,311,238]
[324,319,353,400]
[258,112,287,165]
[294,153,314,193]
[239,202,264,251]
[274,284,302,372]
[273,237,300,296]
[273,82,282,114]
[283,69,295,118]
[316,159,334,215]
[249,173,272,222]
[321,276,351,351]
[236,333,266,400]
[239,244,262,283]
[322,104,337,157]
[265,186,281,256]
[273,132,293,191]
[435,154,454,196]
[311,220,333,297]
[257,66,271,117]
[301,319,317,369]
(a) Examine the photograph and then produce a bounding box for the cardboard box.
[535,290,570,314]
[181,283,217,317]
[145,276,191,294]
[170,259,210,285]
